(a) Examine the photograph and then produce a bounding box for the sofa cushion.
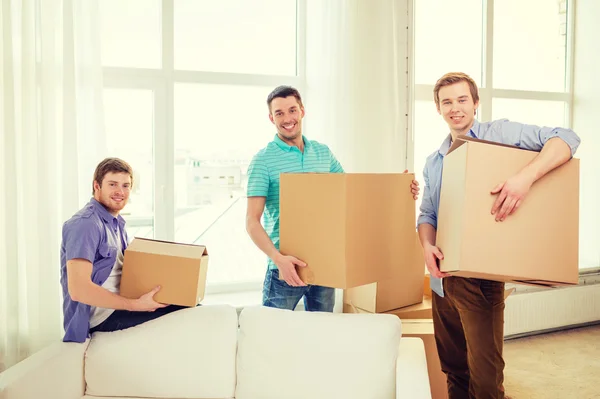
[235,306,402,399]
[84,305,238,399]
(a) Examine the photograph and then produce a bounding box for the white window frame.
[407,0,599,278]
[103,0,306,294]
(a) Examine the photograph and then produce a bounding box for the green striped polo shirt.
[247,134,344,269]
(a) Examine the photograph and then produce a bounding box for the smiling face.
[93,172,131,216]
[269,95,305,142]
[437,80,479,139]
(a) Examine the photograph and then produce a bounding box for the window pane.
[414,0,483,86]
[412,100,452,216]
[174,0,297,75]
[491,98,566,128]
[493,0,568,91]
[103,88,155,239]
[174,84,274,286]
[99,0,161,68]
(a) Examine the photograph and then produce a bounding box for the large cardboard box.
[401,319,448,399]
[280,173,417,289]
[342,233,424,312]
[120,238,209,307]
[437,136,579,287]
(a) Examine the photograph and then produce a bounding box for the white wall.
[572,0,600,269]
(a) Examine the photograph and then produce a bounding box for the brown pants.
[432,277,506,399]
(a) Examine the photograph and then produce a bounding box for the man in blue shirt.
[60,158,185,343]
[246,85,420,311]
[417,72,580,399]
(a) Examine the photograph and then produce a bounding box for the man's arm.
[491,120,580,221]
[417,165,449,278]
[246,197,306,287]
[63,218,165,311]
[67,259,165,311]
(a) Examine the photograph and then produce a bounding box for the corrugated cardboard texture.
[280,173,416,289]
[437,137,579,286]
[401,320,448,399]
[120,238,209,307]
[343,233,424,312]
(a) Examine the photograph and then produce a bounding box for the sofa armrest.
[396,337,432,399]
[0,340,88,399]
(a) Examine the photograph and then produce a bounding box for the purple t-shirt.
[60,198,128,343]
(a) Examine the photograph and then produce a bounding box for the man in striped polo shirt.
[246,85,420,311]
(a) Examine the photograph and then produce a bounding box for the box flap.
[127,238,207,259]
[446,134,536,156]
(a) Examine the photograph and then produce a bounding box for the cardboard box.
[342,233,424,312]
[424,274,432,297]
[386,296,433,319]
[437,136,579,287]
[401,319,448,399]
[120,238,209,307]
[280,173,417,289]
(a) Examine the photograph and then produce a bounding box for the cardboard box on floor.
[347,287,514,318]
[280,173,418,289]
[437,136,579,287]
[120,238,209,307]
[401,319,448,399]
[342,233,424,312]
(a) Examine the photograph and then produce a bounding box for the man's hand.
[274,254,307,287]
[490,170,535,222]
[131,286,168,312]
[403,169,420,200]
[423,244,450,279]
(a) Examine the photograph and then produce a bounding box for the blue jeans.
[89,305,187,334]
[262,268,335,312]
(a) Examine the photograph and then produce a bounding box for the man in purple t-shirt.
[60,158,184,343]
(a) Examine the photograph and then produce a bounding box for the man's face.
[93,172,131,215]
[437,81,479,135]
[269,96,305,141]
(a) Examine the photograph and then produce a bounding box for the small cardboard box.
[386,296,433,319]
[401,319,448,399]
[280,173,417,289]
[120,238,209,307]
[437,136,579,287]
[343,233,424,312]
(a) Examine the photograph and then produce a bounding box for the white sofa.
[0,305,431,399]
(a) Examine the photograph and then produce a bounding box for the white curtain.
[0,0,105,371]
[304,0,409,173]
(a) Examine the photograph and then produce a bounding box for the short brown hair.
[267,85,303,112]
[433,72,479,109]
[92,157,134,195]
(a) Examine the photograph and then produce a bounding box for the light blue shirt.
[417,119,581,297]
[247,134,344,269]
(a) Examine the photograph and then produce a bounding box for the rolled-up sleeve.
[63,218,101,264]
[417,164,438,229]
[495,119,581,157]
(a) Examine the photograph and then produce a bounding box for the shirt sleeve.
[416,163,438,229]
[62,218,101,264]
[329,149,344,173]
[246,154,270,197]
[494,119,581,157]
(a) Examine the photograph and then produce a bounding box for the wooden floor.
[504,324,600,399]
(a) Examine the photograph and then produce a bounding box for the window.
[100,1,301,292]
[410,0,589,269]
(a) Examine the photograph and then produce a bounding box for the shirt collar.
[273,134,310,152]
[437,119,480,156]
[90,198,126,226]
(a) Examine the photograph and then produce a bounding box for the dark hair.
[266,85,303,112]
[92,157,134,195]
